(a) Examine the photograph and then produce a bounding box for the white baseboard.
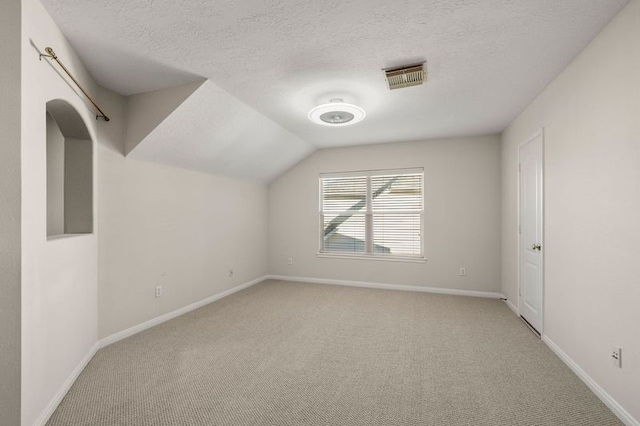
[542,335,638,426]
[99,275,268,348]
[266,275,504,299]
[33,342,99,426]
[35,275,268,426]
[504,298,519,316]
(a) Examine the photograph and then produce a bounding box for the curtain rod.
[40,47,110,122]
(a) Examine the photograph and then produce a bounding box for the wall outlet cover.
[611,347,622,368]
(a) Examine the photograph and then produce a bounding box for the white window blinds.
[319,169,424,259]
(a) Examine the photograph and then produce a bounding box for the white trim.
[33,342,99,426]
[542,335,639,426]
[316,252,427,263]
[504,298,520,316]
[47,233,94,241]
[33,275,268,426]
[319,169,425,259]
[99,275,268,348]
[267,275,503,299]
[320,167,424,178]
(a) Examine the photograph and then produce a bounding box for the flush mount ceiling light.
[308,99,366,126]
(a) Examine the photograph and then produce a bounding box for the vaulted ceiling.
[42,0,628,181]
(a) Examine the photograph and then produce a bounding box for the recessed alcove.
[46,99,93,237]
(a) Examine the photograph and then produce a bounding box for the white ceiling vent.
[384,63,426,90]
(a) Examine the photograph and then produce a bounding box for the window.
[319,168,424,261]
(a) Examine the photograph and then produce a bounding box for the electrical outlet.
[288,257,293,265]
[228,269,234,277]
[155,286,162,298]
[460,267,466,276]
[612,347,622,368]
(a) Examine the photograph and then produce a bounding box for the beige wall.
[0,0,21,423]
[64,137,93,234]
[269,136,501,293]
[21,0,105,423]
[98,134,269,339]
[501,0,640,420]
[47,117,95,236]
[46,112,65,235]
[21,2,270,423]
[16,0,638,424]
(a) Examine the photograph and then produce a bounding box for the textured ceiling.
[41,0,628,179]
[127,80,314,181]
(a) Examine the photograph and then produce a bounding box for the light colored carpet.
[47,280,621,425]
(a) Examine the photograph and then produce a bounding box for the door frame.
[517,128,545,335]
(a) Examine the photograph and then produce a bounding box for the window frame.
[317,167,426,263]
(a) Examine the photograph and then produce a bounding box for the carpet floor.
[47,280,621,425]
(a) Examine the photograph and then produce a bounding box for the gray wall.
[21,0,102,422]
[47,106,94,236]
[0,0,21,423]
[501,0,640,420]
[124,80,204,154]
[269,135,502,293]
[65,138,93,234]
[47,112,65,235]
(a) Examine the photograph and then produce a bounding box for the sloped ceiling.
[127,80,314,181]
[41,0,628,181]
[124,80,206,155]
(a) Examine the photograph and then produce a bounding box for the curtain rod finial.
[45,47,56,58]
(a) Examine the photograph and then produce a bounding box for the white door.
[519,131,544,334]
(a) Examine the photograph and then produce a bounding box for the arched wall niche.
[46,99,93,237]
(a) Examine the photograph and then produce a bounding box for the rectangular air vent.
[384,63,426,90]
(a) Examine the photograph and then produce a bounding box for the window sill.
[47,233,94,241]
[316,252,427,263]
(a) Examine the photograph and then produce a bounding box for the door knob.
[531,244,541,251]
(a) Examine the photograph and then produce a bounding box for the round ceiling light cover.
[308,99,366,126]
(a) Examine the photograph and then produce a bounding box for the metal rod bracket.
[39,46,110,122]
